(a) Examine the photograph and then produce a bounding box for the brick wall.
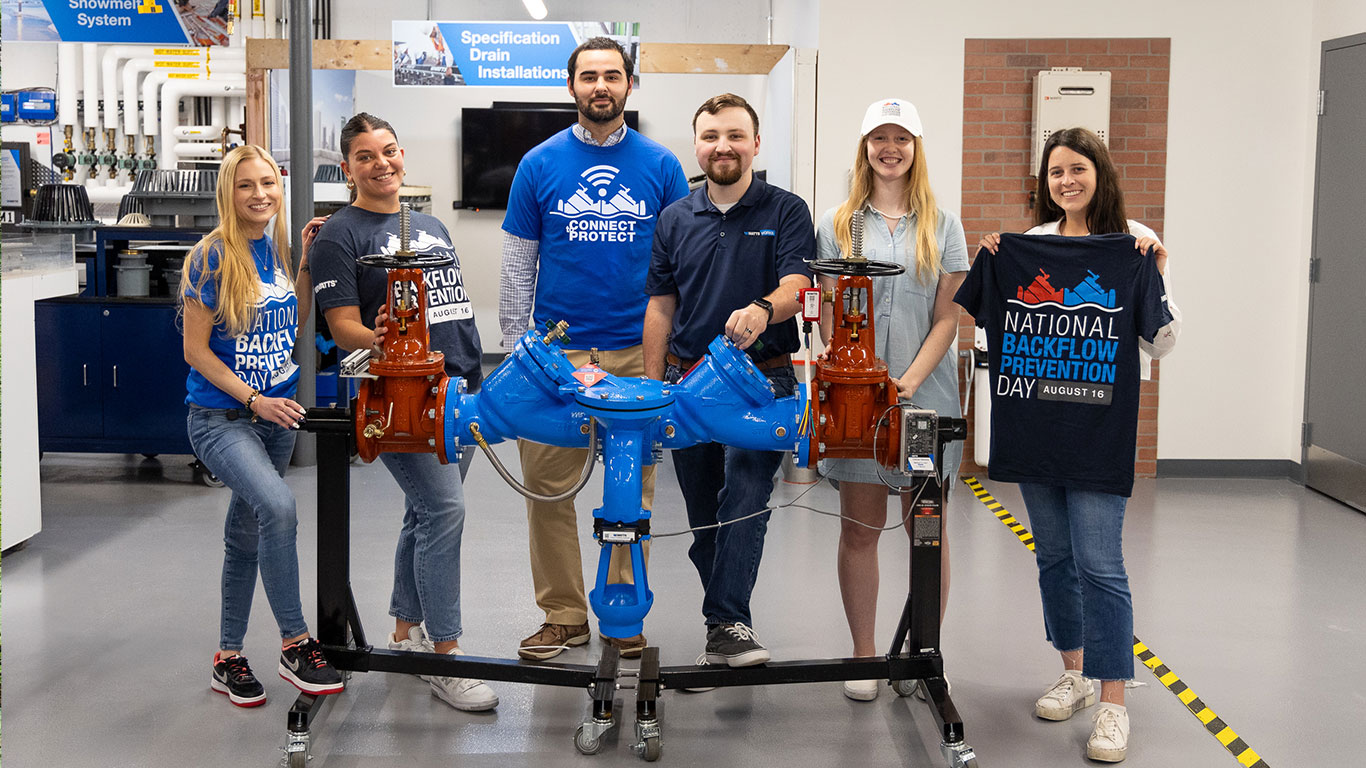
[957,38,1171,479]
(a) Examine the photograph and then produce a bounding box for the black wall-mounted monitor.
[460,104,639,210]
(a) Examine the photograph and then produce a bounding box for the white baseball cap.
[860,98,923,137]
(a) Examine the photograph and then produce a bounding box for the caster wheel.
[200,471,225,488]
[287,750,308,768]
[891,679,918,697]
[574,724,603,755]
[640,735,662,762]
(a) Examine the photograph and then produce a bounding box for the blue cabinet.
[35,299,193,454]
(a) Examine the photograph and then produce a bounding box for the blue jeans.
[379,450,471,643]
[1017,483,1133,681]
[667,364,795,627]
[188,406,308,651]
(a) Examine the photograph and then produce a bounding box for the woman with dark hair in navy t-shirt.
[976,128,1181,763]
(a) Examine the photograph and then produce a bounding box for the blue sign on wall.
[1,0,237,45]
[392,20,639,87]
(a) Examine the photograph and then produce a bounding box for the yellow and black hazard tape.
[961,476,1270,768]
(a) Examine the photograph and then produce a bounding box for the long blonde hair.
[833,134,941,283]
[180,145,292,337]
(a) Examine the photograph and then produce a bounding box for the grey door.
[1305,33,1366,513]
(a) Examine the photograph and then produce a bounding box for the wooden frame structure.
[243,39,790,146]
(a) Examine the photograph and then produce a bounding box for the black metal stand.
[287,407,977,767]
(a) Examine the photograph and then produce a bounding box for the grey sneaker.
[1086,702,1129,762]
[704,622,770,667]
[1034,670,1095,721]
[429,648,499,712]
[388,626,437,682]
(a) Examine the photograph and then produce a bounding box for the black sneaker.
[211,652,267,707]
[704,622,771,667]
[278,637,344,695]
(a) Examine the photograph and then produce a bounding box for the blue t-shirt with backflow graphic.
[184,236,301,408]
[310,206,484,389]
[647,177,816,362]
[953,233,1173,497]
[502,126,689,350]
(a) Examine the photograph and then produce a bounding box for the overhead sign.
[2,0,233,45]
[392,20,639,87]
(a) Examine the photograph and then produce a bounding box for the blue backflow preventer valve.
[440,321,806,640]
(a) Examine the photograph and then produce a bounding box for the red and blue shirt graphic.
[954,233,1172,496]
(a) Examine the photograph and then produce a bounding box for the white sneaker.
[388,626,437,682]
[913,675,952,702]
[1034,670,1096,721]
[843,679,879,701]
[1086,702,1129,762]
[429,648,499,712]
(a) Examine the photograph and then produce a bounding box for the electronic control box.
[899,407,938,476]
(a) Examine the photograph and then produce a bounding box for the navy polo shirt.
[647,176,815,362]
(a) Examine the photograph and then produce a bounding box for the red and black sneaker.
[278,637,344,695]
[211,652,267,707]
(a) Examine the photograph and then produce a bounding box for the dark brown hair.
[692,93,760,135]
[567,37,633,81]
[1034,127,1128,235]
[340,112,398,161]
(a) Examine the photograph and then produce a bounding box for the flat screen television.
[460,104,639,210]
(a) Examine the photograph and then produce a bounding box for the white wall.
[816,0,1362,463]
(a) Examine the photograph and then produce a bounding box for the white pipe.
[82,181,133,205]
[141,70,173,137]
[174,143,227,157]
[211,97,227,131]
[58,44,80,128]
[101,46,153,138]
[118,49,204,136]
[174,125,225,139]
[82,43,100,132]
[263,0,277,38]
[161,78,246,168]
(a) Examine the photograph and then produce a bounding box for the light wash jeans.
[667,364,796,628]
[379,449,472,643]
[1017,483,1134,681]
[188,406,308,651]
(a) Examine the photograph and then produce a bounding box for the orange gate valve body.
[353,265,452,464]
[808,273,903,469]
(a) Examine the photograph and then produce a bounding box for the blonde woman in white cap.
[816,98,968,702]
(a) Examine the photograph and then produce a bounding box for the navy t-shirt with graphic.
[310,205,483,389]
[953,233,1173,496]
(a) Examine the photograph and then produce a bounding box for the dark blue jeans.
[667,364,796,628]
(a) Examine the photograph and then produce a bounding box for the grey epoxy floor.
[5,447,1363,767]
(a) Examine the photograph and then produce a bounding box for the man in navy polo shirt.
[644,93,814,668]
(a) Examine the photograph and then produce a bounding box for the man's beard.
[704,154,744,185]
[576,92,624,124]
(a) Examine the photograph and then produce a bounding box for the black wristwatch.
[750,297,774,320]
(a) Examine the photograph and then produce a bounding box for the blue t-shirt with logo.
[502,127,688,350]
[310,205,483,389]
[184,236,301,408]
[953,233,1173,496]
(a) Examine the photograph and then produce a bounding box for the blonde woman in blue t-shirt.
[816,99,969,703]
[182,145,340,707]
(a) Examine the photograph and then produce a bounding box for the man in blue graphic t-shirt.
[499,36,689,661]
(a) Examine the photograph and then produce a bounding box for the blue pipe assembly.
[442,324,805,640]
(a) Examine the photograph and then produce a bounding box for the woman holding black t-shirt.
[975,128,1181,763]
